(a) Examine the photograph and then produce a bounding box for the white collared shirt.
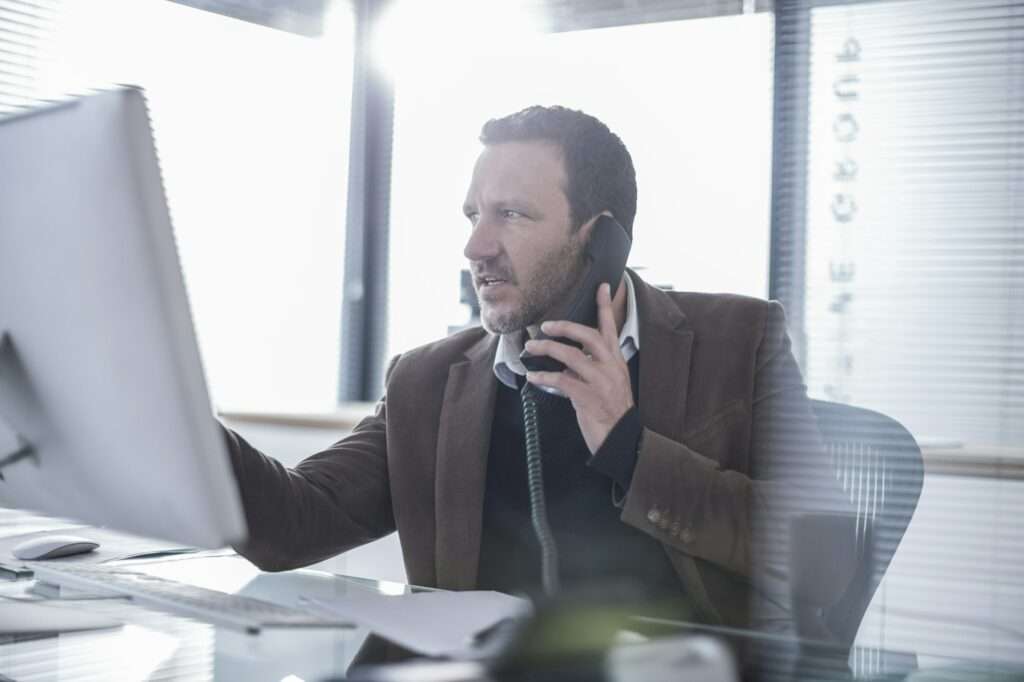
[493,274,640,389]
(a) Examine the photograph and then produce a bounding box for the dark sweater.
[476,353,684,605]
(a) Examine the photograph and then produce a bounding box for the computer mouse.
[12,535,100,561]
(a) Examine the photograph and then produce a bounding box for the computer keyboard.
[28,563,352,634]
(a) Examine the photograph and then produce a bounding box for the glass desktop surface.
[0,551,1020,682]
[0,553,416,682]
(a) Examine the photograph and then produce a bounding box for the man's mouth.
[476,276,509,289]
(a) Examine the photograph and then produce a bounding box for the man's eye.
[465,212,479,224]
[501,209,524,219]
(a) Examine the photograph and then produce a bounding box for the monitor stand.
[0,332,37,477]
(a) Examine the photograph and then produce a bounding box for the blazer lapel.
[633,271,693,440]
[434,333,499,590]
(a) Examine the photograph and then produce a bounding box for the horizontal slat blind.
[781,0,1024,666]
[803,0,1023,450]
[0,0,56,115]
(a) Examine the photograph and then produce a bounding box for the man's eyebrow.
[494,198,541,215]
[463,198,544,217]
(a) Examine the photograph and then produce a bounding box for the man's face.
[462,141,588,335]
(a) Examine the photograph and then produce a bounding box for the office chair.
[806,399,924,647]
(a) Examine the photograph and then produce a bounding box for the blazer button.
[647,509,661,525]
[680,527,695,544]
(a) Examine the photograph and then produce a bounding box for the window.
[0,1,56,114]
[803,0,1023,450]
[781,0,1024,663]
[381,4,774,361]
[33,0,355,413]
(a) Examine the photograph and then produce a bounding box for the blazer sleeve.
[221,356,401,572]
[618,303,850,581]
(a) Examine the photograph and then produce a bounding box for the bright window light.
[35,0,355,413]
[384,12,773,360]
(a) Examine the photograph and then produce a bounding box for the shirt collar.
[493,274,640,389]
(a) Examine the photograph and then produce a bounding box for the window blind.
[801,0,1024,450]
[773,0,1024,666]
[0,0,56,115]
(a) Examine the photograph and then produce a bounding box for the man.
[224,106,844,630]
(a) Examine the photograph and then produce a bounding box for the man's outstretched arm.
[221,359,400,572]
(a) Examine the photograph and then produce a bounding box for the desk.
[0,553,403,681]
[1,552,1021,682]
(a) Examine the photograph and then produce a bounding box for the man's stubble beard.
[481,232,587,335]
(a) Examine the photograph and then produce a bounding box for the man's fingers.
[539,320,610,360]
[524,339,600,382]
[526,370,586,401]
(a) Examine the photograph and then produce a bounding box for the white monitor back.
[0,87,247,549]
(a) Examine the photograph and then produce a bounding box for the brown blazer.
[225,270,836,629]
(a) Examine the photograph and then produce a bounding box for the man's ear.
[578,210,614,242]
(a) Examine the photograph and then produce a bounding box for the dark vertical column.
[338,0,394,402]
[768,0,812,370]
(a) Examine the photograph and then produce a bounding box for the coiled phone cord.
[520,382,560,596]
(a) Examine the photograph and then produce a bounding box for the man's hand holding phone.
[524,283,634,454]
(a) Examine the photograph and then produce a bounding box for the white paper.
[305,590,531,658]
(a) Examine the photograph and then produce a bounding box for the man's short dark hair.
[479,105,637,238]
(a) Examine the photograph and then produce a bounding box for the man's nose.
[463,218,502,262]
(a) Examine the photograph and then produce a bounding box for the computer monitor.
[0,86,247,549]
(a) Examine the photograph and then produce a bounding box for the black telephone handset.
[517,214,631,597]
[519,214,632,374]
